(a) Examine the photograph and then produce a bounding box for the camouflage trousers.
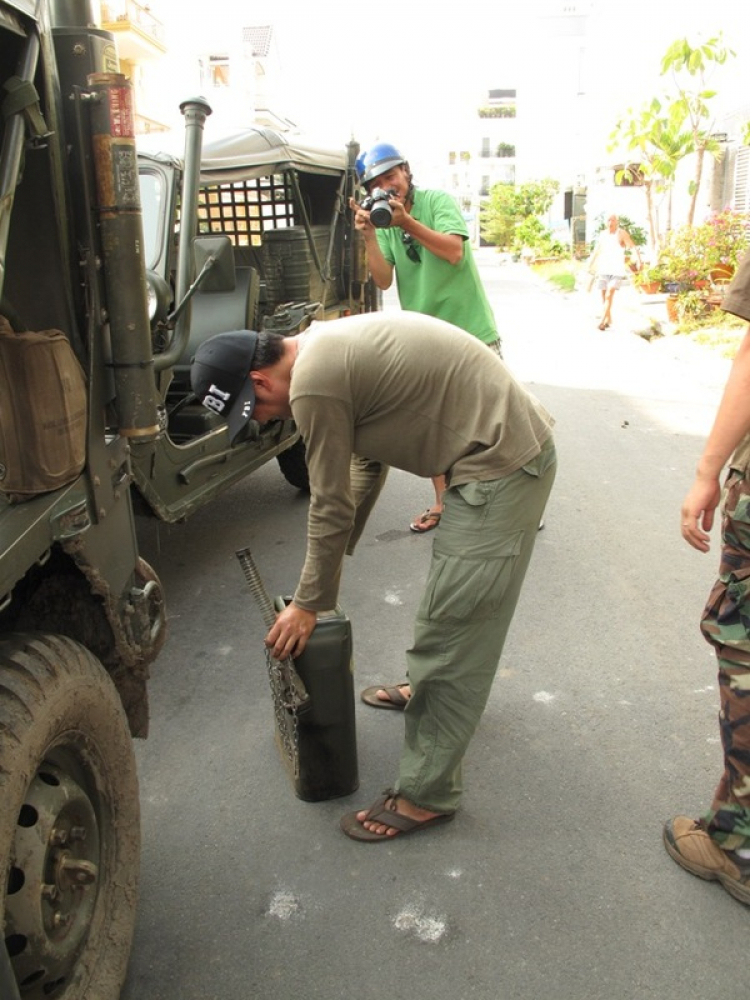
[701,468,750,850]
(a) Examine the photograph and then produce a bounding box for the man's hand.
[349,196,375,234]
[383,194,409,228]
[349,197,394,289]
[265,602,317,660]
[680,474,722,552]
[349,194,408,231]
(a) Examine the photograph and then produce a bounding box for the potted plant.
[635,263,664,294]
[675,288,711,323]
[665,295,680,323]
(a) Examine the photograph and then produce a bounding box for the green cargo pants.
[396,437,557,814]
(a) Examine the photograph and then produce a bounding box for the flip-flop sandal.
[340,791,455,842]
[360,683,410,711]
[409,508,442,533]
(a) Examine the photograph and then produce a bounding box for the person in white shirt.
[588,213,640,330]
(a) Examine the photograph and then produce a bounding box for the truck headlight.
[146,270,171,326]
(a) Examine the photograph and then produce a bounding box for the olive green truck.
[0,2,377,996]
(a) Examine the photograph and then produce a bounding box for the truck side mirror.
[192,235,236,293]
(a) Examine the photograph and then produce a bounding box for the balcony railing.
[101,0,166,49]
[135,110,170,135]
[477,106,516,119]
[479,145,516,159]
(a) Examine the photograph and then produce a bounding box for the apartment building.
[444,89,517,246]
[98,0,169,134]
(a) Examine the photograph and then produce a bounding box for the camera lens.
[369,201,393,228]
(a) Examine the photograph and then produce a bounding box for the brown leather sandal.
[360,683,410,711]
[340,791,455,842]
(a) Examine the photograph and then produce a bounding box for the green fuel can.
[273,598,359,802]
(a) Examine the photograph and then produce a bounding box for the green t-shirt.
[375,188,499,344]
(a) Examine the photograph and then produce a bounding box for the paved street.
[123,253,748,1000]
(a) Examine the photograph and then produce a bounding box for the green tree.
[479,178,559,249]
[660,33,735,225]
[512,178,559,219]
[609,97,692,250]
[479,183,518,247]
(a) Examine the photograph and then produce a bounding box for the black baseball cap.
[190,330,259,444]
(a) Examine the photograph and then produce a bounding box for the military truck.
[0,2,377,997]
[134,114,382,512]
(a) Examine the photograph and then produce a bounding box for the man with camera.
[350,143,504,711]
[352,144,498,350]
[351,144,501,541]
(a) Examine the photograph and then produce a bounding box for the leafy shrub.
[513,217,567,258]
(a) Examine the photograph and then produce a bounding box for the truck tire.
[277,437,310,492]
[0,633,140,1000]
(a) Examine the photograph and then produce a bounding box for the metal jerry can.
[273,597,359,802]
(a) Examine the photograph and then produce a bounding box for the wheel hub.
[5,761,101,996]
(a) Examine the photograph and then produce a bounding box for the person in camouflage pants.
[701,472,750,843]
[664,250,750,906]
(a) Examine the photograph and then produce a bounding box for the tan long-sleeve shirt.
[290,311,554,610]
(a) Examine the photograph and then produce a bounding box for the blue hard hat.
[356,142,406,186]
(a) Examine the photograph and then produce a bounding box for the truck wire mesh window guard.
[195,175,296,246]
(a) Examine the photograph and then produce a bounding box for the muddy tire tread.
[0,632,140,1000]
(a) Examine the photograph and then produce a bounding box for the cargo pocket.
[707,474,750,631]
[724,471,750,542]
[703,564,750,629]
[422,531,524,623]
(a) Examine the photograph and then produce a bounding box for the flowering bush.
[658,229,703,287]
[658,211,749,286]
[702,210,750,271]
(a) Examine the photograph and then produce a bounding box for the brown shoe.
[663,816,750,905]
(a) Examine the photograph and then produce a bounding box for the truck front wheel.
[0,633,140,1000]
[277,437,310,492]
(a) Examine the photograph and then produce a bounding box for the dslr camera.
[360,187,396,228]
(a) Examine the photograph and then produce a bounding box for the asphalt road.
[122,254,748,1000]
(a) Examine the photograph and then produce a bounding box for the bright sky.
[151,0,746,172]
